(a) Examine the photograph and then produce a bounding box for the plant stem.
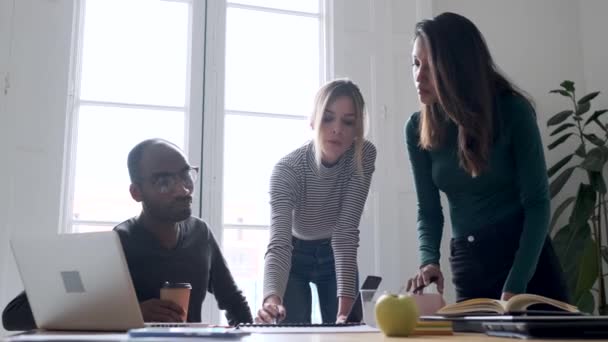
[600,196,608,314]
[603,195,608,249]
[589,200,608,212]
[596,198,606,314]
[572,91,587,159]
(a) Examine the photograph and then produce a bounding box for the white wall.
[580,0,608,110]
[0,0,74,335]
[433,0,587,123]
[0,1,13,333]
[0,0,606,334]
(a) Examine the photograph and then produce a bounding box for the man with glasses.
[3,139,253,330]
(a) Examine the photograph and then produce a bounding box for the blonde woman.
[256,79,377,324]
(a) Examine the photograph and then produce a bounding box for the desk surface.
[239,332,605,342]
[3,332,606,342]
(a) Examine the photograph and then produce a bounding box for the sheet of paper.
[238,324,380,334]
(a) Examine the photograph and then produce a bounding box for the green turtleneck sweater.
[404,93,550,294]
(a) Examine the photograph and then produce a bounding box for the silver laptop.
[11,231,207,331]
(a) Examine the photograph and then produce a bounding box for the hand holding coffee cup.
[139,298,185,322]
[160,282,192,322]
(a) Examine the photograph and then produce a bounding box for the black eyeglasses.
[146,166,199,194]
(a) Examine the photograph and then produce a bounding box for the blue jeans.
[282,237,338,323]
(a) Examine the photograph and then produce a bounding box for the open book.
[436,294,579,316]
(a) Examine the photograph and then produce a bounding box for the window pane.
[223,115,311,226]
[225,8,320,116]
[222,228,322,324]
[80,0,189,106]
[72,105,185,223]
[222,228,269,314]
[228,0,319,14]
[73,224,115,234]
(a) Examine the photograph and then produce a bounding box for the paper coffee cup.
[160,282,192,322]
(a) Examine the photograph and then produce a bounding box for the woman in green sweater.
[404,12,569,303]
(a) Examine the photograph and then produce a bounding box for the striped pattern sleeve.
[263,159,300,301]
[332,141,377,298]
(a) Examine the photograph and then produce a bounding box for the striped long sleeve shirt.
[263,140,376,301]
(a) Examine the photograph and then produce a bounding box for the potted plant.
[546,80,608,314]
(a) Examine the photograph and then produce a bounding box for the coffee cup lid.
[162,281,192,289]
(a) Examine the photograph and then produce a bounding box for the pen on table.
[271,303,279,324]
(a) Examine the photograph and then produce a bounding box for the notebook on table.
[10,231,208,331]
[482,316,608,339]
[422,313,589,333]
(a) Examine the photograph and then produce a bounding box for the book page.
[505,294,579,313]
[437,298,506,315]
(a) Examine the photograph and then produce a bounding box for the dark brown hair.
[414,12,531,177]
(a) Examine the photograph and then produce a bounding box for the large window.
[66,0,327,324]
[221,0,326,323]
[67,0,195,232]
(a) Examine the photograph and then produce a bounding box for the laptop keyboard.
[237,322,364,328]
[146,322,211,328]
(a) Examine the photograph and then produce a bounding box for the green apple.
[375,293,419,337]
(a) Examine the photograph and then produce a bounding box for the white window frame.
[213,0,332,323]
[61,0,206,234]
[218,0,331,226]
[61,0,333,324]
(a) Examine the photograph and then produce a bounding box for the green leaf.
[578,91,600,104]
[575,143,587,157]
[553,223,591,293]
[590,171,608,194]
[594,118,606,131]
[549,196,575,234]
[547,110,574,126]
[576,101,592,115]
[548,133,573,150]
[573,239,598,303]
[550,89,572,98]
[569,184,597,230]
[580,147,607,172]
[550,167,576,198]
[561,80,575,92]
[584,133,604,147]
[576,290,595,314]
[548,154,574,178]
[585,110,608,127]
[550,123,575,136]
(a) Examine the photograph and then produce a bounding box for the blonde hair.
[310,79,367,172]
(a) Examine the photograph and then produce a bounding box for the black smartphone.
[345,275,382,323]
